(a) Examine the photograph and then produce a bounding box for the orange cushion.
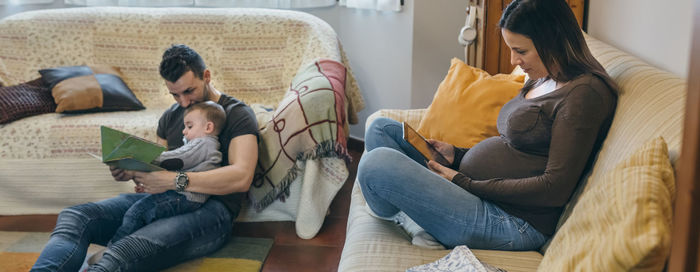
[39,66,144,113]
[417,58,524,148]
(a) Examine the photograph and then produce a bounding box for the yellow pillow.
[538,137,675,271]
[417,58,524,148]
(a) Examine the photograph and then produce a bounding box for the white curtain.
[0,0,54,5]
[195,0,334,8]
[65,0,335,8]
[119,0,192,6]
[338,0,401,12]
[65,0,191,5]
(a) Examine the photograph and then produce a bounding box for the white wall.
[588,0,693,78]
[307,5,416,138]
[411,0,466,109]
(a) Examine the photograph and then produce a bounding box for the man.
[31,44,259,271]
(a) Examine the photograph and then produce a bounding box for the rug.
[0,231,273,272]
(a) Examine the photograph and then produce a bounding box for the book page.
[100,126,166,171]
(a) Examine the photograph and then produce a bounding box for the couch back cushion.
[0,7,362,113]
[539,137,674,271]
[417,58,524,148]
[546,34,685,252]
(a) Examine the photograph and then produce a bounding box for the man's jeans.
[31,193,232,272]
[358,117,547,250]
[110,191,204,245]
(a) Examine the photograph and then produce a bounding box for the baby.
[109,101,225,245]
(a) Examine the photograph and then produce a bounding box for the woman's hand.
[427,160,459,181]
[427,139,455,165]
[132,171,177,194]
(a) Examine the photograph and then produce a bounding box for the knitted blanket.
[251,59,350,218]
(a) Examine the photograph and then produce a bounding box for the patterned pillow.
[39,65,144,113]
[538,137,674,271]
[0,78,56,124]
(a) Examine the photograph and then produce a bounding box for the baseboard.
[348,135,364,152]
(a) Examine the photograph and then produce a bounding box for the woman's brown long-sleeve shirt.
[451,74,616,236]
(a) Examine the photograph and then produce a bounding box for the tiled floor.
[0,140,363,272]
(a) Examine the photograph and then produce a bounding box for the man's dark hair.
[159,44,207,83]
[499,0,618,94]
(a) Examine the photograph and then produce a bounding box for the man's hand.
[133,171,177,194]
[427,160,459,181]
[110,166,135,181]
[426,139,455,165]
[109,166,147,193]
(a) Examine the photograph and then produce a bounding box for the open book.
[91,126,166,172]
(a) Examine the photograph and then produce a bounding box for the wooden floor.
[0,139,364,272]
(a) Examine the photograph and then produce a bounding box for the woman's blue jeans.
[30,193,233,271]
[358,117,547,250]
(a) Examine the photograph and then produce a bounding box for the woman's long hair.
[499,0,619,94]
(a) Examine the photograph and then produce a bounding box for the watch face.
[176,172,188,191]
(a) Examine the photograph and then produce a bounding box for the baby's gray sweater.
[155,135,222,202]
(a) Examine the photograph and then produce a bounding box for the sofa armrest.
[365,109,427,130]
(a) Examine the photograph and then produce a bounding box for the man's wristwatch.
[174,171,189,192]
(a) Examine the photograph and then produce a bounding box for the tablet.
[402,122,450,165]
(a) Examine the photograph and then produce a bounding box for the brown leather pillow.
[39,65,144,113]
[0,78,56,124]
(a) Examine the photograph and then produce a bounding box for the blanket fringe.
[252,139,351,211]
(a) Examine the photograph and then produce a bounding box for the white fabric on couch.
[0,7,364,239]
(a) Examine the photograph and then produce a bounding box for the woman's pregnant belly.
[458,136,548,180]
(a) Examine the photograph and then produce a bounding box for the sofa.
[339,34,683,271]
[0,7,365,239]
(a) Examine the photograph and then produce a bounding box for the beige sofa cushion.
[539,137,674,271]
[339,178,543,272]
[365,109,427,131]
[0,109,163,214]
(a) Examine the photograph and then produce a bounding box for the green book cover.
[99,126,166,172]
